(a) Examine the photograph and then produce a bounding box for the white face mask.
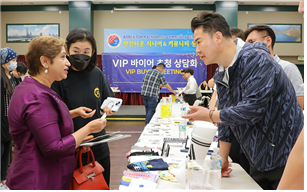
[7,61,17,71]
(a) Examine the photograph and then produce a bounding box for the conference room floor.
[8,120,144,190]
[105,120,144,190]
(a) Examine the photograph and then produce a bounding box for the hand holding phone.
[100,97,123,119]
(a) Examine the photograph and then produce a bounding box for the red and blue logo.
[107,33,121,49]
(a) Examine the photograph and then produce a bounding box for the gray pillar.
[215,1,238,28]
[69,1,93,33]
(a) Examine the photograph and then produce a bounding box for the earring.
[44,66,48,74]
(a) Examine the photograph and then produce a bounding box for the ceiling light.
[113,8,193,12]
[57,5,61,14]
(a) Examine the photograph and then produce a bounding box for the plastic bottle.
[207,147,222,190]
[178,119,187,138]
[211,147,222,168]
[181,103,187,116]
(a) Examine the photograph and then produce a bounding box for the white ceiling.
[0,0,301,6]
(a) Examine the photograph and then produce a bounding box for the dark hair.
[157,63,165,68]
[244,25,276,49]
[152,65,157,69]
[66,28,97,71]
[26,36,65,76]
[16,62,28,75]
[230,27,244,39]
[184,68,194,75]
[191,12,232,38]
[1,66,13,94]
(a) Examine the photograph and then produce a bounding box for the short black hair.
[157,63,165,68]
[191,11,232,38]
[230,27,244,40]
[66,28,97,71]
[244,25,276,49]
[183,68,194,75]
[16,62,28,74]
[152,65,157,69]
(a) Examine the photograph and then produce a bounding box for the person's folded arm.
[277,128,304,190]
[23,94,76,159]
[209,90,217,110]
[297,96,304,110]
[219,54,277,126]
[218,124,234,177]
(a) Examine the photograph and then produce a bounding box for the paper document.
[80,131,131,146]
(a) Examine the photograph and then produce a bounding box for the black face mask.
[69,54,91,71]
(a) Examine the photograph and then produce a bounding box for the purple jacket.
[6,77,76,190]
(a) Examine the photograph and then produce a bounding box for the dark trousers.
[229,137,250,174]
[183,94,196,106]
[1,141,11,181]
[142,96,158,125]
[250,166,285,190]
[97,156,111,187]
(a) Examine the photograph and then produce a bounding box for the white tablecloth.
[122,102,262,190]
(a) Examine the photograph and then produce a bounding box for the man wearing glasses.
[244,25,304,110]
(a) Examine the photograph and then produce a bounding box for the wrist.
[222,157,228,162]
[84,124,92,134]
[102,106,107,113]
[70,108,78,118]
[209,109,215,124]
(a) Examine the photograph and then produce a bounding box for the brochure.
[80,131,131,146]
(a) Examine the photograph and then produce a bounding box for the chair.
[193,96,211,108]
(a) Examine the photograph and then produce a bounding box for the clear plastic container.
[187,160,207,190]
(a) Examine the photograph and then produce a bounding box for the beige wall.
[238,11,304,56]
[1,10,304,59]
[93,10,211,54]
[1,11,69,55]
[279,56,304,65]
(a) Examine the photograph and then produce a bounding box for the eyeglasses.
[247,35,268,43]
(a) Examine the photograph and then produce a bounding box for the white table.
[124,102,262,190]
[159,144,261,190]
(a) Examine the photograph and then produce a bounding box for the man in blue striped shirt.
[141,63,176,125]
[183,12,303,190]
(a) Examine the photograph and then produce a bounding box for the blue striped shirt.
[215,41,304,172]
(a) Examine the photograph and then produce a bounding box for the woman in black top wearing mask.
[1,47,18,187]
[51,28,114,187]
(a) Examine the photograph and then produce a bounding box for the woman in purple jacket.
[6,36,107,190]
